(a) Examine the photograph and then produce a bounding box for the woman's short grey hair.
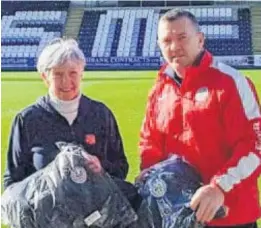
[37,38,86,73]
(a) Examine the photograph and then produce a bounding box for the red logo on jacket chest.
[85,134,96,145]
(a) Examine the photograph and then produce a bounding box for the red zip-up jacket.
[139,51,261,226]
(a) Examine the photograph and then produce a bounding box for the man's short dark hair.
[159,9,200,32]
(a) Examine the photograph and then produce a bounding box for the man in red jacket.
[138,9,261,227]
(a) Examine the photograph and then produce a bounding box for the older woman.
[3,38,129,188]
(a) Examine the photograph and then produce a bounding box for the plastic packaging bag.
[1,142,137,228]
[135,155,225,228]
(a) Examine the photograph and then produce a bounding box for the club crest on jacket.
[150,178,167,198]
[70,166,87,184]
[85,134,96,145]
[195,87,209,102]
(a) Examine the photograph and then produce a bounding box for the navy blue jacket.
[4,95,129,189]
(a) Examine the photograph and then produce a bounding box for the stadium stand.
[1,0,261,70]
[78,7,252,58]
[1,1,69,60]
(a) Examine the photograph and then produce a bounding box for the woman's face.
[42,61,84,101]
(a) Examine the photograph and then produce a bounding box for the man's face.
[42,61,84,101]
[158,17,204,69]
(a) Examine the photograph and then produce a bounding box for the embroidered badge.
[85,134,96,145]
[70,166,87,184]
[150,178,167,198]
[195,87,209,102]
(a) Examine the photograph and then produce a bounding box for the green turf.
[1,70,261,227]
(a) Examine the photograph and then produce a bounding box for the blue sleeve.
[3,114,36,189]
[101,109,129,180]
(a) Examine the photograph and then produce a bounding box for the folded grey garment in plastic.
[1,142,137,228]
[134,155,225,228]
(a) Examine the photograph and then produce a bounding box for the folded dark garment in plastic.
[1,142,137,228]
[134,155,225,228]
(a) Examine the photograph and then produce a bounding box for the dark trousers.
[207,222,257,228]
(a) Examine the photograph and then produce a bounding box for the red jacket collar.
[158,50,213,83]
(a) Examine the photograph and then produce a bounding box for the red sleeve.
[211,75,261,193]
[139,86,165,170]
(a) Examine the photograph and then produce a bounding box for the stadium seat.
[1,1,69,61]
